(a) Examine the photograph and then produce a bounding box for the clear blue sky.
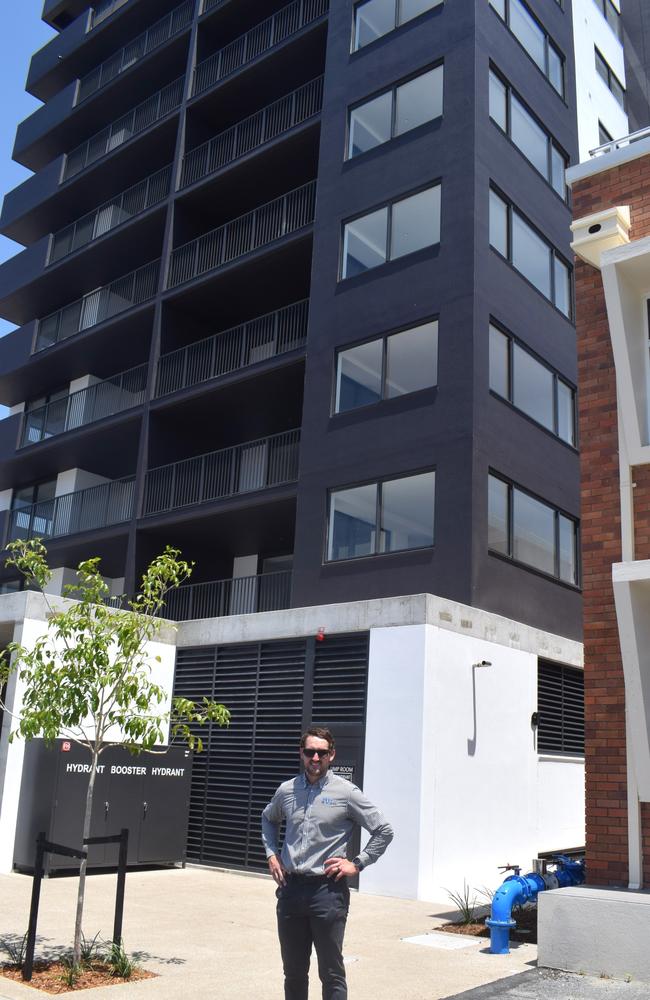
[0,6,56,340]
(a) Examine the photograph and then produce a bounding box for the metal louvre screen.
[537,659,584,756]
[173,634,369,871]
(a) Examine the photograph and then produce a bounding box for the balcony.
[6,476,135,544]
[167,181,316,289]
[164,569,292,620]
[77,1,193,104]
[155,300,308,397]
[143,428,300,516]
[34,258,160,353]
[90,0,133,31]
[63,75,184,181]
[43,0,88,30]
[192,0,328,98]
[50,164,172,264]
[20,365,148,448]
[181,77,323,189]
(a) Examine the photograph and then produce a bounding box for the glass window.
[336,340,383,412]
[558,514,577,584]
[557,380,575,446]
[553,257,570,317]
[391,187,441,259]
[395,66,443,135]
[598,120,613,146]
[595,48,625,108]
[509,0,545,72]
[328,484,378,560]
[386,321,438,397]
[342,207,388,278]
[489,325,509,399]
[551,146,565,198]
[328,472,435,560]
[512,343,554,430]
[511,95,548,176]
[548,45,563,94]
[488,71,507,131]
[353,0,395,49]
[348,65,443,160]
[353,0,441,50]
[380,471,435,552]
[489,190,508,256]
[488,475,509,554]
[512,213,551,298]
[348,92,392,158]
[513,489,555,576]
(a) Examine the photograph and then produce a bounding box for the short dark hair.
[301,726,335,751]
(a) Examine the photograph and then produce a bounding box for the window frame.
[595,47,625,109]
[346,61,444,161]
[326,468,436,562]
[332,316,439,415]
[489,0,565,97]
[351,0,443,53]
[594,0,621,41]
[488,66,568,200]
[489,320,577,446]
[340,181,442,280]
[488,471,580,586]
[489,185,573,318]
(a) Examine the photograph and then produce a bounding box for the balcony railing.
[181,76,323,188]
[164,570,292,620]
[35,259,160,352]
[49,165,172,264]
[64,76,184,180]
[193,0,329,97]
[155,300,308,397]
[89,0,131,30]
[143,428,301,515]
[202,0,229,14]
[167,180,316,288]
[78,1,193,103]
[7,477,136,543]
[21,364,148,447]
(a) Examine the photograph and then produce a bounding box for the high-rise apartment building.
[0,0,588,897]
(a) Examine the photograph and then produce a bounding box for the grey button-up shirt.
[261,770,393,874]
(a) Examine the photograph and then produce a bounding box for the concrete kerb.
[0,866,536,1000]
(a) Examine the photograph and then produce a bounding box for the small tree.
[0,539,229,965]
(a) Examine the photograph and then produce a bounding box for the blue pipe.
[486,856,585,954]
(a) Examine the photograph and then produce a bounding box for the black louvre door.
[537,659,584,756]
[173,634,369,871]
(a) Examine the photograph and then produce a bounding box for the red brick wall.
[573,154,650,887]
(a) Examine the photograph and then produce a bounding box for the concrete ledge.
[538,885,650,981]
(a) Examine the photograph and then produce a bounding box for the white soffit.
[601,237,650,464]
[612,561,650,800]
[571,206,630,269]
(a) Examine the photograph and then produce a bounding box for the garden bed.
[2,961,155,994]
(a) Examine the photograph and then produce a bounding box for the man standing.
[262,726,393,1000]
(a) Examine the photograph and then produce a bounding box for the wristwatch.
[352,856,364,872]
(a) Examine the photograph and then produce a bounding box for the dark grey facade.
[0,0,582,640]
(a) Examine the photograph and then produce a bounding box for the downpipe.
[486,856,585,954]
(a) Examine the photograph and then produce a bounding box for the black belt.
[287,872,331,881]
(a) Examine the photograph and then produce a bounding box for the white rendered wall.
[362,625,585,903]
[573,0,628,160]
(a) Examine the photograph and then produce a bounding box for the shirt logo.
[321,796,338,806]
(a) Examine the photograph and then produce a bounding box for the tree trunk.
[72,750,98,965]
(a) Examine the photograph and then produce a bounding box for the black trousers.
[276,875,350,1000]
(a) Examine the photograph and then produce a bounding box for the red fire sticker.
[61,741,71,752]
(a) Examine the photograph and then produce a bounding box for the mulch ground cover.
[2,962,156,994]
[439,906,538,944]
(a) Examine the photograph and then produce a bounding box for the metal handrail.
[49,165,172,264]
[167,180,316,288]
[7,476,136,543]
[89,0,131,30]
[181,76,323,188]
[143,428,301,515]
[590,124,650,157]
[78,1,193,103]
[193,0,329,97]
[202,0,229,13]
[35,258,160,353]
[20,364,148,447]
[63,76,184,181]
[155,300,309,397]
[164,569,292,620]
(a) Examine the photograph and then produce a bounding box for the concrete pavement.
[0,867,642,999]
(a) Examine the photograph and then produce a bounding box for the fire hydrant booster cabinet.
[13,739,193,872]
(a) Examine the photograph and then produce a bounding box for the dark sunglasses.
[302,748,331,759]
